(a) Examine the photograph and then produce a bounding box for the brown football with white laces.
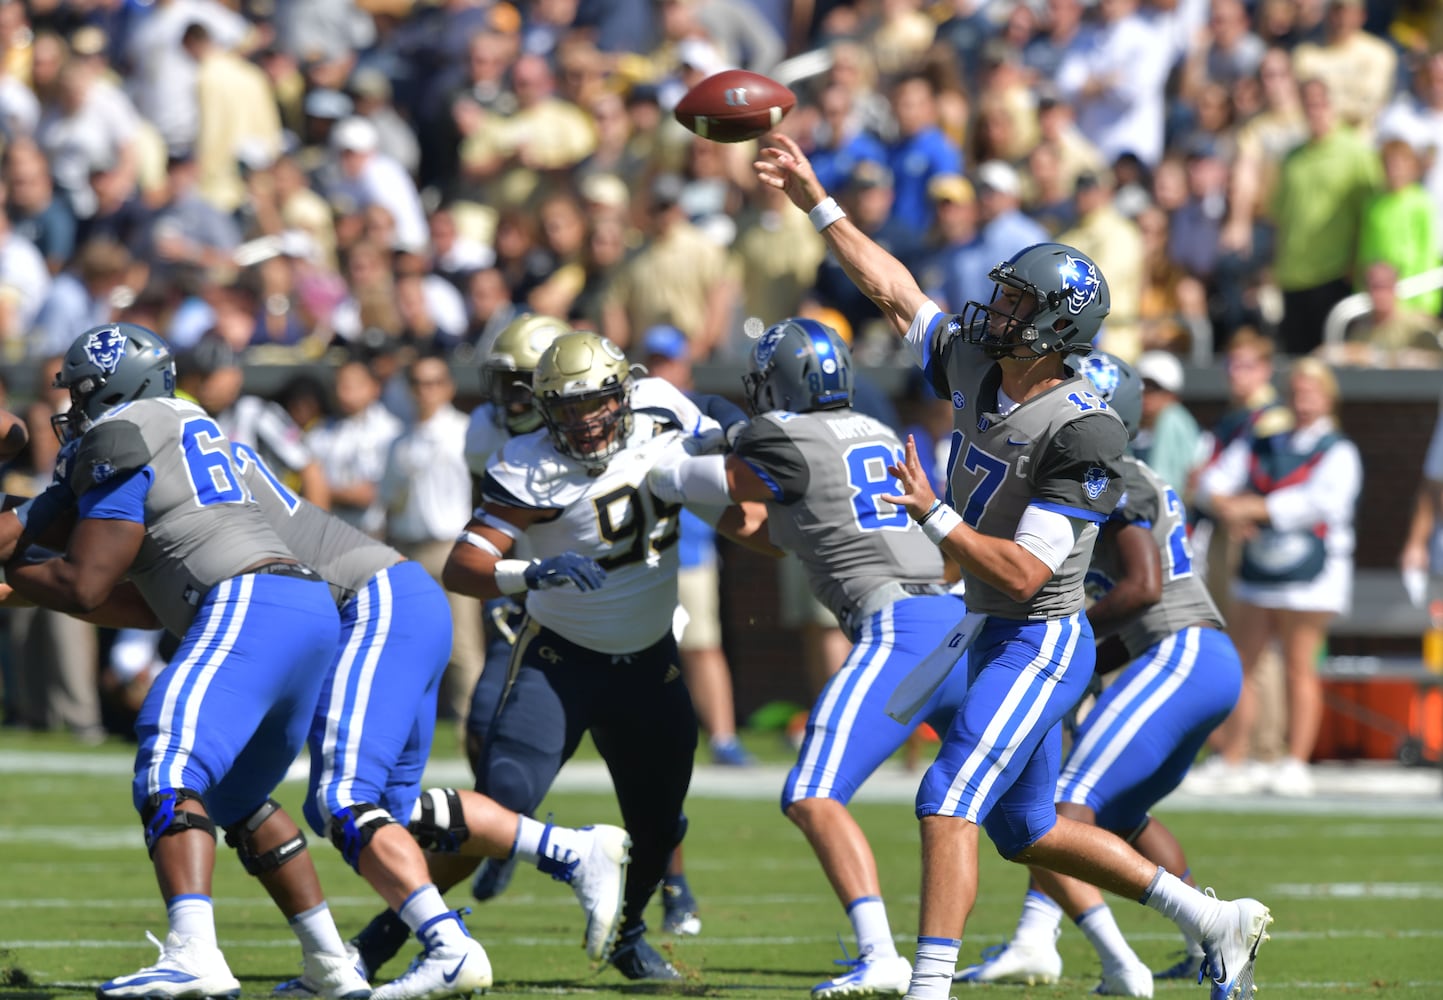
[674,69,796,143]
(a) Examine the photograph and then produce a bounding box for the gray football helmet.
[957,242,1110,360]
[1073,351,1142,440]
[52,323,176,443]
[742,317,853,415]
[483,314,572,435]
[533,331,634,470]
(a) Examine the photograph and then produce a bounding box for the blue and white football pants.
[783,595,969,809]
[1057,626,1242,832]
[133,573,340,828]
[303,560,454,835]
[916,612,1095,859]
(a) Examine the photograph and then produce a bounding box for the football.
[674,69,796,143]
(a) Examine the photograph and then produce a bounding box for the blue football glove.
[524,552,607,592]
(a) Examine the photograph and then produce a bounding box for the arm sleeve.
[1015,504,1082,573]
[1264,440,1363,531]
[690,392,749,436]
[732,419,809,504]
[1029,415,1129,523]
[77,466,154,523]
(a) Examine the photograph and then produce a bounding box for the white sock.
[167,894,216,946]
[846,896,898,960]
[512,817,585,878]
[288,902,347,956]
[399,886,465,948]
[1141,867,1224,942]
[1076,904,1141,969]
[1175,870,1206,958]
[1013,890,1064,946]
[907,937,959,1000]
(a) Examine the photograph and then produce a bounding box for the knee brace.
[408,788,470,853]
[327,802,397,871]
[224,798,308,876]
[141,788,216,856]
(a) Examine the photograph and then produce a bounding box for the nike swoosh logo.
[1005,437,1030,447]
[443,958,466,984]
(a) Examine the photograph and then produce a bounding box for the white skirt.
[1231,555,1352,616]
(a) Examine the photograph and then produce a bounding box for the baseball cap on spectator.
[1136,351,1184,394]
[642,325,690,361]
[176,334,239,378]
[305,89,354,121]
[580,173,630,210]
[845,160,893,192]
[928,174,974,204]
[975,160,1021,198]
[332,116,380,154]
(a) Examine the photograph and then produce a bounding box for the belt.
[249,561,319,581]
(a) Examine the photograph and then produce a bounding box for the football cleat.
[98,931,241,1000]
[1093,959,1154,997]
[661,877,702,936]
[554,825,630,960]
[710,738,755,767]
[470,856,519,902]
[369,937,491,1000]
[1154,950,1207,981]
[1201,897,1272,1000]
[812,953,911,998]
[610,927,682,982]
[349,911,411,980]
[952,935,1062,985]
[273,948,373,999]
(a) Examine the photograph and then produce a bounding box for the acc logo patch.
[951,391,965,410]
[83,326,128,375]
[1058,254,1102,316]
[1083,465,1110,500]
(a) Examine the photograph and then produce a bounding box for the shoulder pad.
[73,419,152,495]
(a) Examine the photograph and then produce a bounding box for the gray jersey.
[1088,456,1224,658]
[231,441,401,608]
[926,333,1128,620]
[69,397,294,635]
[734,409,946,632]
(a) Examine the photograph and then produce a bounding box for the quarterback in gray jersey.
[5,323,343,1000]
[648,317,971,998]
[756,133,1272,1000]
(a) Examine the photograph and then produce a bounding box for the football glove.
[524,552,607,592]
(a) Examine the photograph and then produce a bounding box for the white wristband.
[920,504,963,546]
[494,558,533,595]
[808,197,846,232]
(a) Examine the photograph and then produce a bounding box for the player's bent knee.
[985,809,1057,862]
[225,798,308,876]
[327,801,397,871]
[408,788,470,853]
[673,813,688,851]
[140,788,216,856]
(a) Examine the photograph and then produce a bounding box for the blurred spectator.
[564,212,630,333]
[142,149,241,276]
[429,204,496,294]
[641,325,753,765]
[464,265,520,357]
[1133,350,1203,495]
[1271,78,1381,357]
[729,182,827,344]
[380,355,484,723]
[1057,169,1145,361]
[30,238,131,359]
[0,206,50,350]
[1355,139,1440,315]
[1055,0,1173,167]
[350,67,420,178]
[1292,0,1396,132]
[823,39,892,142]
[183,21,282,214]
[1034,85,1107,199]
[1179,0,1266,102]
[969,41,1039,167]
[1023,0,1087,83]
[1338,261,1443,360]
[935,0,1005,94]
[918,174,978,309]
[4,138,75,273]
[492,206,554,306]
[37,58,140,221]
[602,172,733,356]
[1022,140,1077,235]
[1400,392,1443,606]
[809,82,888,198]
[883,72,963,239]
[308,358,403,537]
[1137,202,1210,356]
[1194,357,1362,796]
[1377,51,1443,248]
[962,161,1051,308]
[331,115,428,253]
[576,90,648,191]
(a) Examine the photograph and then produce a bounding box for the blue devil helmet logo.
[83,326,128,375]
[1083,465,1111,501]
[1058,254,1101,316]
[1076,354,1120,400]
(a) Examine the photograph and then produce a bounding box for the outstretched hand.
[880,435,939,522]
[753,132,828,215]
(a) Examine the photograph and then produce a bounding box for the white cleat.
[952,937,1062,985]
[1094,960,1154,997]
[1202,897,1273,1000]
[98,931,241,1000]
[567,824,631,960]
[369,938,491,1000]
[274,948,373,999]
[812,954,912,998]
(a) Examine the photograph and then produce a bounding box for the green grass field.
[2,729,1441,999]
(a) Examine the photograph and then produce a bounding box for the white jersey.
[464,402,512,479]
[481,378,717,654]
